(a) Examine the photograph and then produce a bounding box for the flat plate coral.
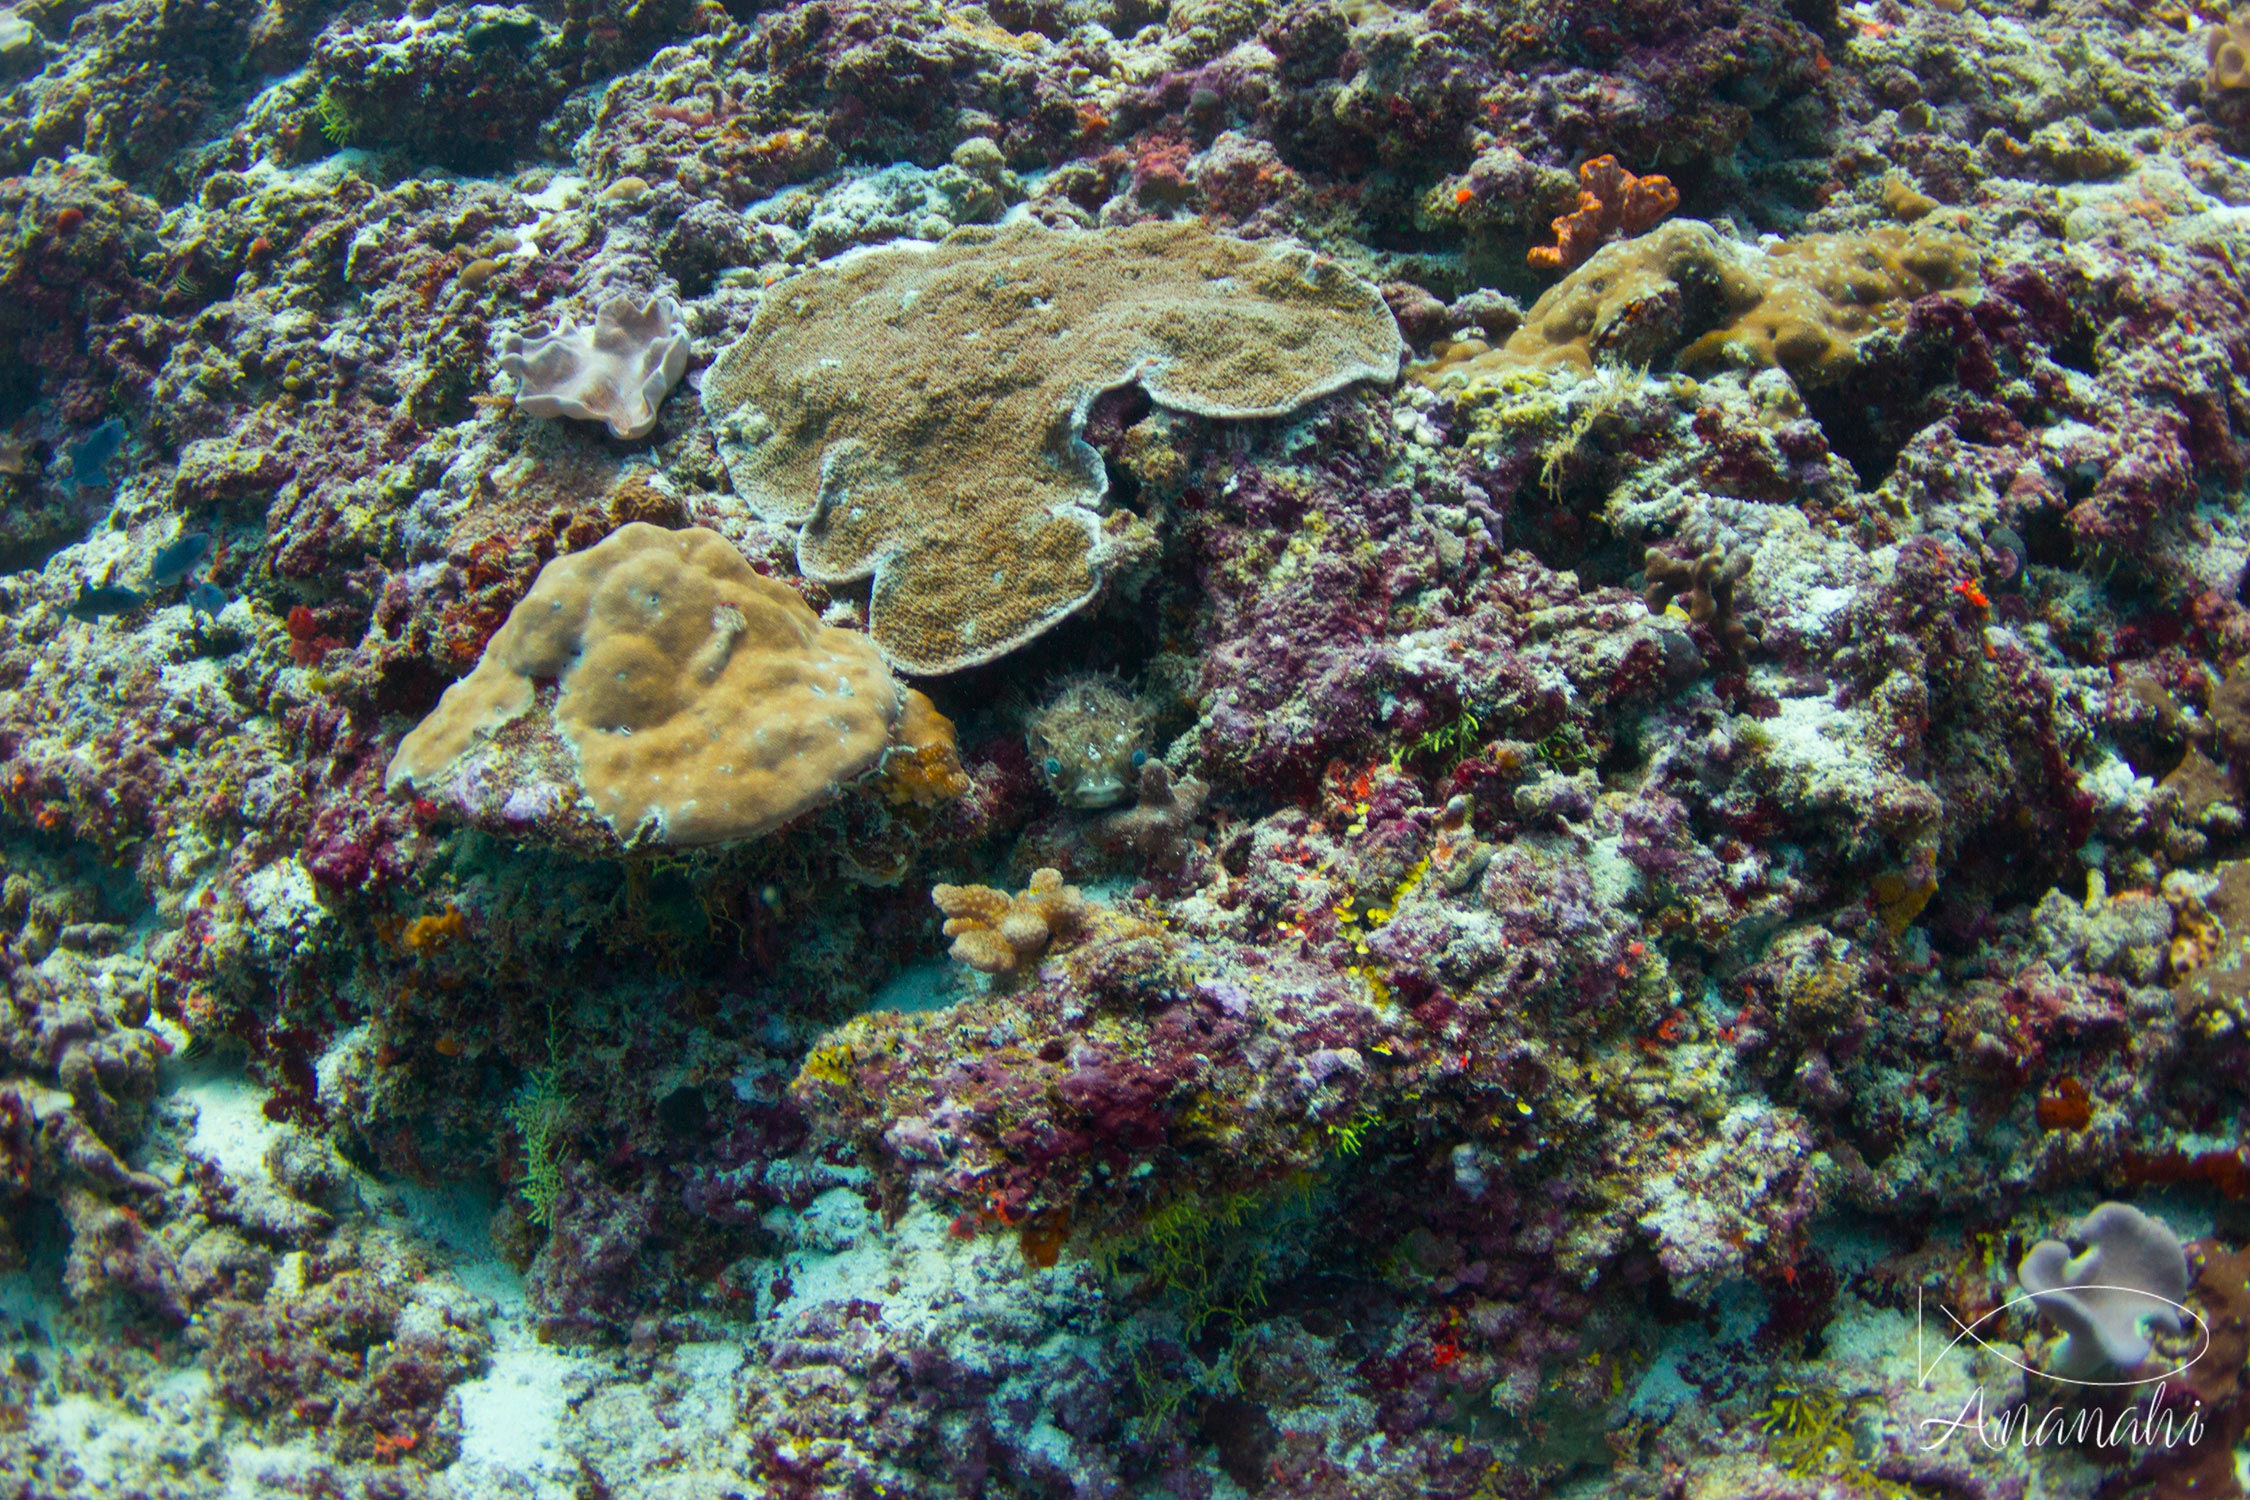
[701,219,1404,673]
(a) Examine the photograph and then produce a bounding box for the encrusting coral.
[932,868,1089,976]
[387,523,951,850]
[699,219,1404,673]
[879,688,972,808]
[1527,155,1680,272]
[498,293,691,442]
[1426,218,1978,389]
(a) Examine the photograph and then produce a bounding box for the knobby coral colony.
[5,0,2250,1495]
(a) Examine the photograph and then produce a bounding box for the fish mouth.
[1060,778,1128,809]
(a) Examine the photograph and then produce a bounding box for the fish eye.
[1131,749,1147,767]
[1043,757,1063,777]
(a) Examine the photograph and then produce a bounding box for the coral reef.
[0,0,2246,1492]
[700,219,1404,671]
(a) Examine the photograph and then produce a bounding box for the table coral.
[700,219,1404,672]
[386,523,941,850]
[1527,155,1680,272]
[497,292,691,442]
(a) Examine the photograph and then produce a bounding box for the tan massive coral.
[387,523,951,850]
[1423,218,1977,389]
[700,219,1404,674]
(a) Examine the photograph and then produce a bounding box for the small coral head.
[499,293,691,442]
[386,524,914,849]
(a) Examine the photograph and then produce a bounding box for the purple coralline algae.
[1,0,2249,1494]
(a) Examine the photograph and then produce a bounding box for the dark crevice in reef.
[1799,343,1965,491]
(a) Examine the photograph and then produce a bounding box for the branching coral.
[498,293,691,442]
[700,220,1403,672]
[387,523,951,850]
[1644,545,1757,657]
[933,868,1089,976]
[1527,155,1680,272]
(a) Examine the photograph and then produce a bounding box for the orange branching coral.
[1528,155,1680,272]
[401,905,466,953]
[933,868,1089,976]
